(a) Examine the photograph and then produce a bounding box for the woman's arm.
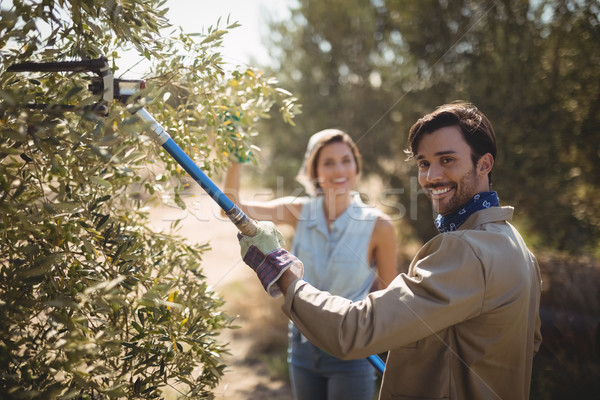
[222,163,303,227]
[369,215,398,289]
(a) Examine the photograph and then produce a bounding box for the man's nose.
[426,163,443,182]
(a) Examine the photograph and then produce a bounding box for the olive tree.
[0,1,297,399]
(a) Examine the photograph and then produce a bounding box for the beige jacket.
[283,206,542,400]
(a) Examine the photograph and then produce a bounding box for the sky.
[119,0,294,78]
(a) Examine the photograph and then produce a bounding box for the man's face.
[415,126,490,216]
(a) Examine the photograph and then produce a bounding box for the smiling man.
[237,101,543,400]
[410,104,498,231]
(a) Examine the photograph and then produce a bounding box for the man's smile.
[427,184,455,199]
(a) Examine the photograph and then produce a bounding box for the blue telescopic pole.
[162,137,233,210]
[367,354,385,374]
[134,108,257,236]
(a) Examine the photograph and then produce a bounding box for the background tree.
[261,0,600,255]
[0,1,296,399]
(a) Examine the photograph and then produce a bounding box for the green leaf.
[131,321,144,334]
[89,176,112,189]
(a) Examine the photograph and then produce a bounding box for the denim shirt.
[291,192,380,302]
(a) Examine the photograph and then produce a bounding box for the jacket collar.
[458,206,514,231]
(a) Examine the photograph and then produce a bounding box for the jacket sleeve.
[282,234,487,359]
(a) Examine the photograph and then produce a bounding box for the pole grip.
[225,205,258,236]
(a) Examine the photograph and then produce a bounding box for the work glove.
[238,221,304,298]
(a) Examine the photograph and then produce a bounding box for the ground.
[148,184,293,400]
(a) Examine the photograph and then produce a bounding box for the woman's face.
[315,141,357,196]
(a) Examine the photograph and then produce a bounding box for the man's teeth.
[333,178,347,183]
[431,187,451,195]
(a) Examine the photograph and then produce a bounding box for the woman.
[223,129,397,400]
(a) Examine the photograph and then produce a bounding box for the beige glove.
[239,221,286,258]
[238,221,303,297]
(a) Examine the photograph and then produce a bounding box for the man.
[238,101,542,399]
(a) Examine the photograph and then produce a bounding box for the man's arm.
[278,234,487,360]
[276,268,301,294]
[240,222,486,360]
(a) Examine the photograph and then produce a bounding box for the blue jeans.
[288,325,376,400]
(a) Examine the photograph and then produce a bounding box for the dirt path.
[147,185,293,400]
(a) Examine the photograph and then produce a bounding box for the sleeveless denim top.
[291,192,381,302]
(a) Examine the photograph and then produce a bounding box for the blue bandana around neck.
[435,191,499,233]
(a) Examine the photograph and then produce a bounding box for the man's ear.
[477,153,494,177]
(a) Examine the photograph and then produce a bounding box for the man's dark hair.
[406,101,497,184]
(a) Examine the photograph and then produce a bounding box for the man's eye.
[442,157,453,164]
[418,162,429,169]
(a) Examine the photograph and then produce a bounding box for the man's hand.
[239,220,285,256]
[238,221,303,297]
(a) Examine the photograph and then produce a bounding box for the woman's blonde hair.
[296,129,362,195]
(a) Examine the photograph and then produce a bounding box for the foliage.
[261,0,600,254]
[0,0,297,399]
